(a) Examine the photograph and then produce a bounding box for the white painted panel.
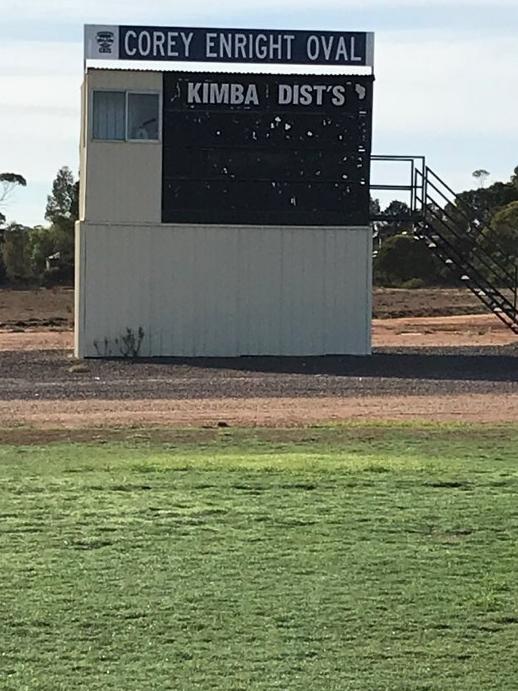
[76,223,372,358]
[82,69,163,224]
[84,141,162,225]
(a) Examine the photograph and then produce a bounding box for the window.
[92,91,125,140]
[92,91,160,141]
[128,93,159,140]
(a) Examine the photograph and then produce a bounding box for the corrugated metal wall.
[75,222,372,357]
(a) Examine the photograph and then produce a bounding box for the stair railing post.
[514,264,517,312]
[422,166,428,222]
[410,158,415,215]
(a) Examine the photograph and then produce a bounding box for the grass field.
[2,425,518,690]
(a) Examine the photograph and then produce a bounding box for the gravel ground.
[2,345,518,402]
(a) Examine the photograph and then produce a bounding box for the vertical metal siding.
[76,223,371,358]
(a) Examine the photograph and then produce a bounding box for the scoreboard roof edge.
[85,66,376,80]
[84,25,375,70]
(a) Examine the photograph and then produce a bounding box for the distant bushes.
[373,234,449,288]
[0,223,74,287]
[0,167,77,288]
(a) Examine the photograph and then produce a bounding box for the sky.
[1,0,518,225]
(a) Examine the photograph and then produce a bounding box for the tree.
[0,172,27,284]
[369,197,381,218]
[472,169,490,189]
[483,200,518,267]
[0,172,26,209]
[1,223,31,283]
[377,200,412,243]
[457,181,518,226]
[28,225,57,278]
[45,166,78,225]
[44,167,79,282]
[0,172,27,228]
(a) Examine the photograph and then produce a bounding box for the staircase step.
[475,288,498,296]
[419,205,518,337]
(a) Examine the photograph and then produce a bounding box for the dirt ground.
[0,286,512,347]
[0,314,514,351]
[0,287,74,330]
[0,286,487,330]
[1,287,517,433]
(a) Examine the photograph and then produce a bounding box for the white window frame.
[90,88,162,143]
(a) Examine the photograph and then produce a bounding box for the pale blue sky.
[1,0,517,225]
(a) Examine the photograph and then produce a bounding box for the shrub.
[373,234,443,287]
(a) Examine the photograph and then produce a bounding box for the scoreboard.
[162,72,374,226]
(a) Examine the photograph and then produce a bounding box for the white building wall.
[75,222,372,357]
[80,69,163,224]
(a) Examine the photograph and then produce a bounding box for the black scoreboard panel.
[162,72,373,226]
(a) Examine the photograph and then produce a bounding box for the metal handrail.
[418,197,517,297]
[415,168,517,287]
[370,154,426,219]
[370,154,518,330]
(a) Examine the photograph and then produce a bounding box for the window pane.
[128,93,159,140]
[93,91,125,140]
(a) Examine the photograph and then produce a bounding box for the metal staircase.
[370,155,518,335]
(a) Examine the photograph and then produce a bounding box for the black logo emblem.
[96,31,115,54]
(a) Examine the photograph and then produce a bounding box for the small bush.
[373,234,443,287]
[401,278,427,289]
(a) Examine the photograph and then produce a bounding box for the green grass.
[2,425,518,690]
